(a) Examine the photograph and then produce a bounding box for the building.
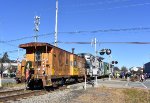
[0,61,18,78]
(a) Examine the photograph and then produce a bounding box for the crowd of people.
[139,73,150,82]
[112,72,131,79]
[112,71,150,82]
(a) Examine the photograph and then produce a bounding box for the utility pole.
[108,55,111,81]
[94,38,98,86]
[34,16,40,42]
[94,38,97,56]
[91,38,98,86]
[54,0,58,46]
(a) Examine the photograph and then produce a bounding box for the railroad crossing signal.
[99,49,111,55]
[112,61,118,64]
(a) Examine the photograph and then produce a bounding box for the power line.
[59,27,150,34]
[101,42,150,44]
[3,32,54,43]
[1,27,150,43]
[0,40,17,47]
[0,49,24,54]
[58,41,150,45]
[0,49,24,57]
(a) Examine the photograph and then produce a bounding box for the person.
[140,74,144,82]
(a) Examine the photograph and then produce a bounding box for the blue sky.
[0,0,150,68]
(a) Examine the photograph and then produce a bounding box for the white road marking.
[140,82,147,89]
[125,82,129,86]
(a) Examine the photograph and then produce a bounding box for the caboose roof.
[19,42,85,58]
[19,42,53,48]
[19,42,74,54]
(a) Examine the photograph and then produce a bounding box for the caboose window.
[74,60,77,67]
[35,51,41,61]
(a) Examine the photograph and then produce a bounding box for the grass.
[123,88,150,103]
[74,87,150,103]
[2,82,25,88]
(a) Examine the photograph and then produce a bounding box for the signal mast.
[34,16,40,42]
[54,0,58,46]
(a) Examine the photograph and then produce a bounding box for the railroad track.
[0,89,47,103]
[0,89,25,97]
[0,86,68,103]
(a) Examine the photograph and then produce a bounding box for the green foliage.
[113,66,120,71]
[0,52,10,63]
[121,66,128,72]
[2,82,25,87]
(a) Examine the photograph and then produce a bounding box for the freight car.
[144,62,150,73]
[16,42,85,89]
[102,62,111,77]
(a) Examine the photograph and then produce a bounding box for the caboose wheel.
[34,79,43,90]
[60,78,66,86]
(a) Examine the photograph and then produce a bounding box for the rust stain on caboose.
[17,42,86,87]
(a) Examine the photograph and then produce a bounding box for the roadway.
[127,78,150,89]
[97,78,150,89]
[1,78,16,84]
[142,79,150,89]
[1,78,150,89]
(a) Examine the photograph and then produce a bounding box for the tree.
[113,66,120,71]
[0,52,11,77]
[0,52,10,63]
[121,66,128,72]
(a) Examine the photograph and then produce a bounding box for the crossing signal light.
[115,61,118,64]
[100,49,105,55]
[106,49,111,55]
[112,61,114,64]
[112,61,118,64]
[99,49,111,55]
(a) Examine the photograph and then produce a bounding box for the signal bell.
[106,49,111,55]
[100,49,105,55]
[99,49,111,55]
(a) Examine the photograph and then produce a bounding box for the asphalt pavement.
[143,78,150,89]
[1,78,150,90]
[1,78,16,84]
[96,78,150,89]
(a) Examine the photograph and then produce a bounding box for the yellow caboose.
[16,42,85,89]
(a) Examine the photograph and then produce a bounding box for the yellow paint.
[70,54,74,75]
[22,67,25,76]
[73,67,79,75]
[26,54,35,61]
[69,66,73,75]
[51,68,55,75]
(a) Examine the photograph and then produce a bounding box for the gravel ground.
[8,89,83,103]
[8,86,126,103]
[0,84,26,92]
[8,83,90,103]
[6,82,125,103]
[5,79,148,103]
